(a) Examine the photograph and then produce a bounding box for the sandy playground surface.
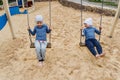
[0,1,120,80]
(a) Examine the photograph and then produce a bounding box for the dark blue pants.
[85,39,102,56]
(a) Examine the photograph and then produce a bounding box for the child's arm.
[28,27,36,36]
[46,25,52,33]
[82,28,86,36]
[94,27,101,35]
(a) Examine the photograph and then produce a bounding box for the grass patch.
[0,0,27,5]
[88,0,118,6]
[0,1,3,5]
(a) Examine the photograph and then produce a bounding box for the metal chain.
[80,0,83,43]
[27,1,33,44]
[49,0,51,43]
[99,0,104,41]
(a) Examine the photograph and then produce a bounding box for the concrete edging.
[58,0,116,16]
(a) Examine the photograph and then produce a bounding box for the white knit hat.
[84,18,93,25]
[35,15,43,22]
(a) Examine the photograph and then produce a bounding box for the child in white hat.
[83,18,105,58]
[28,15,51,66]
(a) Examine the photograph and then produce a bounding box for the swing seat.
[30,42,51,48]
[79,42,86,47]
[30,42,35,48]
[80,29,86,47]
[47,42,51,48]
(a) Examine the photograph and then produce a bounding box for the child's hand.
[81,26,84,29]
[27,27,30,30]
[99,26,102,30]
[49,26,52,30]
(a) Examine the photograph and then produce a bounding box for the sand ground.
[0,1,120,80]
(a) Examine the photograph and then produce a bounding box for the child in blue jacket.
[28,15,51,66]
[83,18,105,58]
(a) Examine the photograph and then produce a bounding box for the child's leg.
[35,40,43,62]
[40,41,47,61]
[85,39,97,56]
[92,39,103,55]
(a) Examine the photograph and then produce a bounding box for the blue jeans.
[85,39,102,56]
[35,40,47,62]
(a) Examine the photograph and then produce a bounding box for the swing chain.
[80,0,85,45]
[80,0,104,46]
[99,0,104,41]
[49,0,52,43]
[26,1,33,44]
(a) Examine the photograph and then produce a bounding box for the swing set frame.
[2,0,120,45]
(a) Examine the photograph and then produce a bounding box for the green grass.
[0,1,13,5]
[88,0,118,6]
[104,2,117,6]
[0,1,3,5]
[89,0,102,2]
[0,0,27,5]
[0,0,18,5]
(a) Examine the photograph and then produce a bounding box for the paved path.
[68,0,117,10]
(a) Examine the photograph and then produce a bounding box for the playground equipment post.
[2,0,15,39]
[109,0,120,38]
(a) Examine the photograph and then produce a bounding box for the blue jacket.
[83,26,101,40]
[28,24,51,41]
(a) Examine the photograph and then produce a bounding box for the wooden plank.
[2,0,15,39]
[109,0,120,38]
[16,0,18,6]
[22,0,25,8]
[32,0,35,9]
